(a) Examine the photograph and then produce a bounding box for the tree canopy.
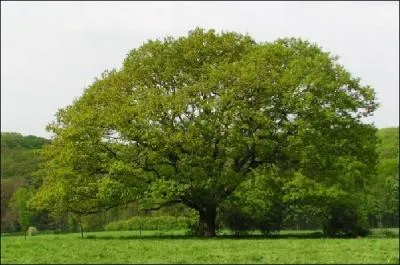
[33,28,378,237]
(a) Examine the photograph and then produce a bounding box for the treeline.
[368,127,399,228]
[1,132,49,182]
[1,128,398,234]
[1,133,50,232]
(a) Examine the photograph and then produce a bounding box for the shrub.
[105,216,191,231]
[219,203,283,236]
[217,168,284,236]
[322,201,369,237]
[184,211,203,236]
[382,229,397,238]
[218,205,252,235]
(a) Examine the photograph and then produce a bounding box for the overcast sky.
[1,1,399,138]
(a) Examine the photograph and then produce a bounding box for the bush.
[218,205,252,235]
[105,216,191,231]
[381,229,398,238]
[322,202,369,237]
[219,204,282,236]
[82,213,108,232]
[184,211,203,236]
[217,168,284,235]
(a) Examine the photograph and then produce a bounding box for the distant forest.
[1,128,398,233]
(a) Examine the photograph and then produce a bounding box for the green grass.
[1,229,399,264]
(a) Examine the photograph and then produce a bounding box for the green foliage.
[1,178,24,232]
[34,28,378,237]
[366,127,399,228]
[67,214,79,232]
[9,187,35,233]
[1,132,49,150]
[322,198,370,237]
[1,133,50,232]
[1,132,49,181]
[219,167,284,235]
[376,127,399,160]
[105,216,192,231]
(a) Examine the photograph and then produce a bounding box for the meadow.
[1,229,399,264]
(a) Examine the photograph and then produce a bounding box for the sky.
[1,1,399,138]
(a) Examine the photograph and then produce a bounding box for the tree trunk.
[198,206,217,237]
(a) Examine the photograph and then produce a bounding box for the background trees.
[1,132,49,186]
[9,187,35,239]
[366,127,399,228]
[1,133,50,232]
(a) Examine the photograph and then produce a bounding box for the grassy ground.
[1,229,399,264]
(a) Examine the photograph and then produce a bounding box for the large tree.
[33,28,377,237]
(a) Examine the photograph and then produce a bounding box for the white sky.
[1,1,399,138]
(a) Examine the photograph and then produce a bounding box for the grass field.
[1,229,399,264]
